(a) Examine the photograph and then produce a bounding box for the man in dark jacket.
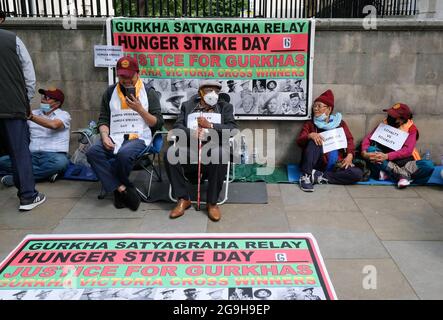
[164,80,238,221]
[0,28,46,211]
[86,56,164,211]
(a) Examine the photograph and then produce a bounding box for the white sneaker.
[19,193,46,211]
[397,178,410,189]
[379,170,388,181]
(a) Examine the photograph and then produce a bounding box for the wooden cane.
[196,112,203,211]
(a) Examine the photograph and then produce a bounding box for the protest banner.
[94,45,123,68]
[0,233,336,300]
[370,123,409,151]
[320,128,348,154]
[107,18,315,120]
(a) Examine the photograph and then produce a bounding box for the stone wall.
[3,18,443,165]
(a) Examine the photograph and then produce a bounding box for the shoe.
[397,178,410,189]
[1,175,14,188]
[207,204,221,222]
[169,199,191,219]
[311,170,328,185]
[122,187,141,211]
[299,174,314,192]
[113,190,125,209]
[49,173,59,183]
[379,170,389,181]
[19,192,46,211]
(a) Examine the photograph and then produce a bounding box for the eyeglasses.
[313,104,328,110]
[202,88,220,94]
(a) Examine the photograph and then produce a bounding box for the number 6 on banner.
[276,253,287,262]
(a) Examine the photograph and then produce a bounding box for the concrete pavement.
[0,179,442,300]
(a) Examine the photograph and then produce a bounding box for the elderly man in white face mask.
[164,80,238,222]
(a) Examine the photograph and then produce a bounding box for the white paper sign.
[110,110,144,154]
[187,112,221,131]
[370,123,409,151]
[94,45,123,68]
[319,127,348,154]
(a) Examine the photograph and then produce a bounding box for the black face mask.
[387,115,399,128]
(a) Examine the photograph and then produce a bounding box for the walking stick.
[196,111,203,211]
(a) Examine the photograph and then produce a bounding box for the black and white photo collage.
[142,78,307,117]
[0,286,324,300]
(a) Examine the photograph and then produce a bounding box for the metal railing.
[0,0,418,18]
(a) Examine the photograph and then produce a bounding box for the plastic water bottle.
[424,150,431,161]
[240,136,249,164]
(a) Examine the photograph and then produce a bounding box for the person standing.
[0,27,46,211]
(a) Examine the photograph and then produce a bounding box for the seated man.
[86,56,164,211]
[297,90,362,192]
[360,103,433,188]
[0,87,70,187]
[164,80,238,222]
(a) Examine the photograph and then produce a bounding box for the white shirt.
[28,108,71,153]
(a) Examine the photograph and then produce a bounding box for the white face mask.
[203,91,219,106]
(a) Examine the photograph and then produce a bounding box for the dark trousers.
[86,139,146,193]
[0,119,37,200]
[300,140,362,185]
[164,146,228,204]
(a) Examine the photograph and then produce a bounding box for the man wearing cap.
[165,94,184,114]
[361,103,433,189]
[0,24,46,211]
[207,288,224,300]
[183,288,199,300]
[288,92,306,115]
[161,289,175,300]
[0,87,70,188]
[87,56,164,211]
[296,90,363,192]
[164,80,238,222]
[302,287,321,300]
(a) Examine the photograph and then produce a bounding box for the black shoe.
[113,190,126,209]
[19,192,46,211]
[122,187,141,211]
[299,174,314,192]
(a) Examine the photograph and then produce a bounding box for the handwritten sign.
[187,112,221,131]
[319,128,347,154]
[110,110,144,153]
[370,123,409,151]
[94,45,123,68]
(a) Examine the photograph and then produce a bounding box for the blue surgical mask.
[314,113,328,121]
[40,103,52,113]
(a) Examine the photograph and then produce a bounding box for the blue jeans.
[0,151,69,181]
[86,139,147,193]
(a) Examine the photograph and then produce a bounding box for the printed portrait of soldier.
[153,78,171,93]
[81,288,110,300]
[235,92,258,114]
[131,287,156,300]
[228,287,253,300]
[207,288,225,300]
[266,80,278,92]
[252,79,266,93]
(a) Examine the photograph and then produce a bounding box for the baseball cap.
[38,87,65,105]
[116,56,139,78]
[383,103,412,119]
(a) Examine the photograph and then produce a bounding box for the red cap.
[116,56,139,78]
[314,90,334,111]
[38,87,65,106]
[383,103,412,119]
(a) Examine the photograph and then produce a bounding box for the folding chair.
[168,137,234,205]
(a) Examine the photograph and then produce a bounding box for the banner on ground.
[107,18,315,120]
[0,233,336,300]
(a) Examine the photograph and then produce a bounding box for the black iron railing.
[0,0,418,18]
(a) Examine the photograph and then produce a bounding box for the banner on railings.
[107,18,315,120]
[0,233,336,300]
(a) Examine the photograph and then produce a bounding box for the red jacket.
[296,120,356,167]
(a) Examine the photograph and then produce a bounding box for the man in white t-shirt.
[0,87,70,187]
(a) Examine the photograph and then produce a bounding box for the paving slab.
[266,184,281,197]
[355,198,443,240]
[325,259,418,300]
[383,241,443,300]
[0,187,16,207]
[413,186,443,216]
[207,197,290,233]
[139,207,208,233]
[346,185,420,198]
[0,198,77,230]
[0,229,52,261]
[286,210,389,259]
[280,184,359,211]
[52,218,143,234]
[35,180,94,198]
